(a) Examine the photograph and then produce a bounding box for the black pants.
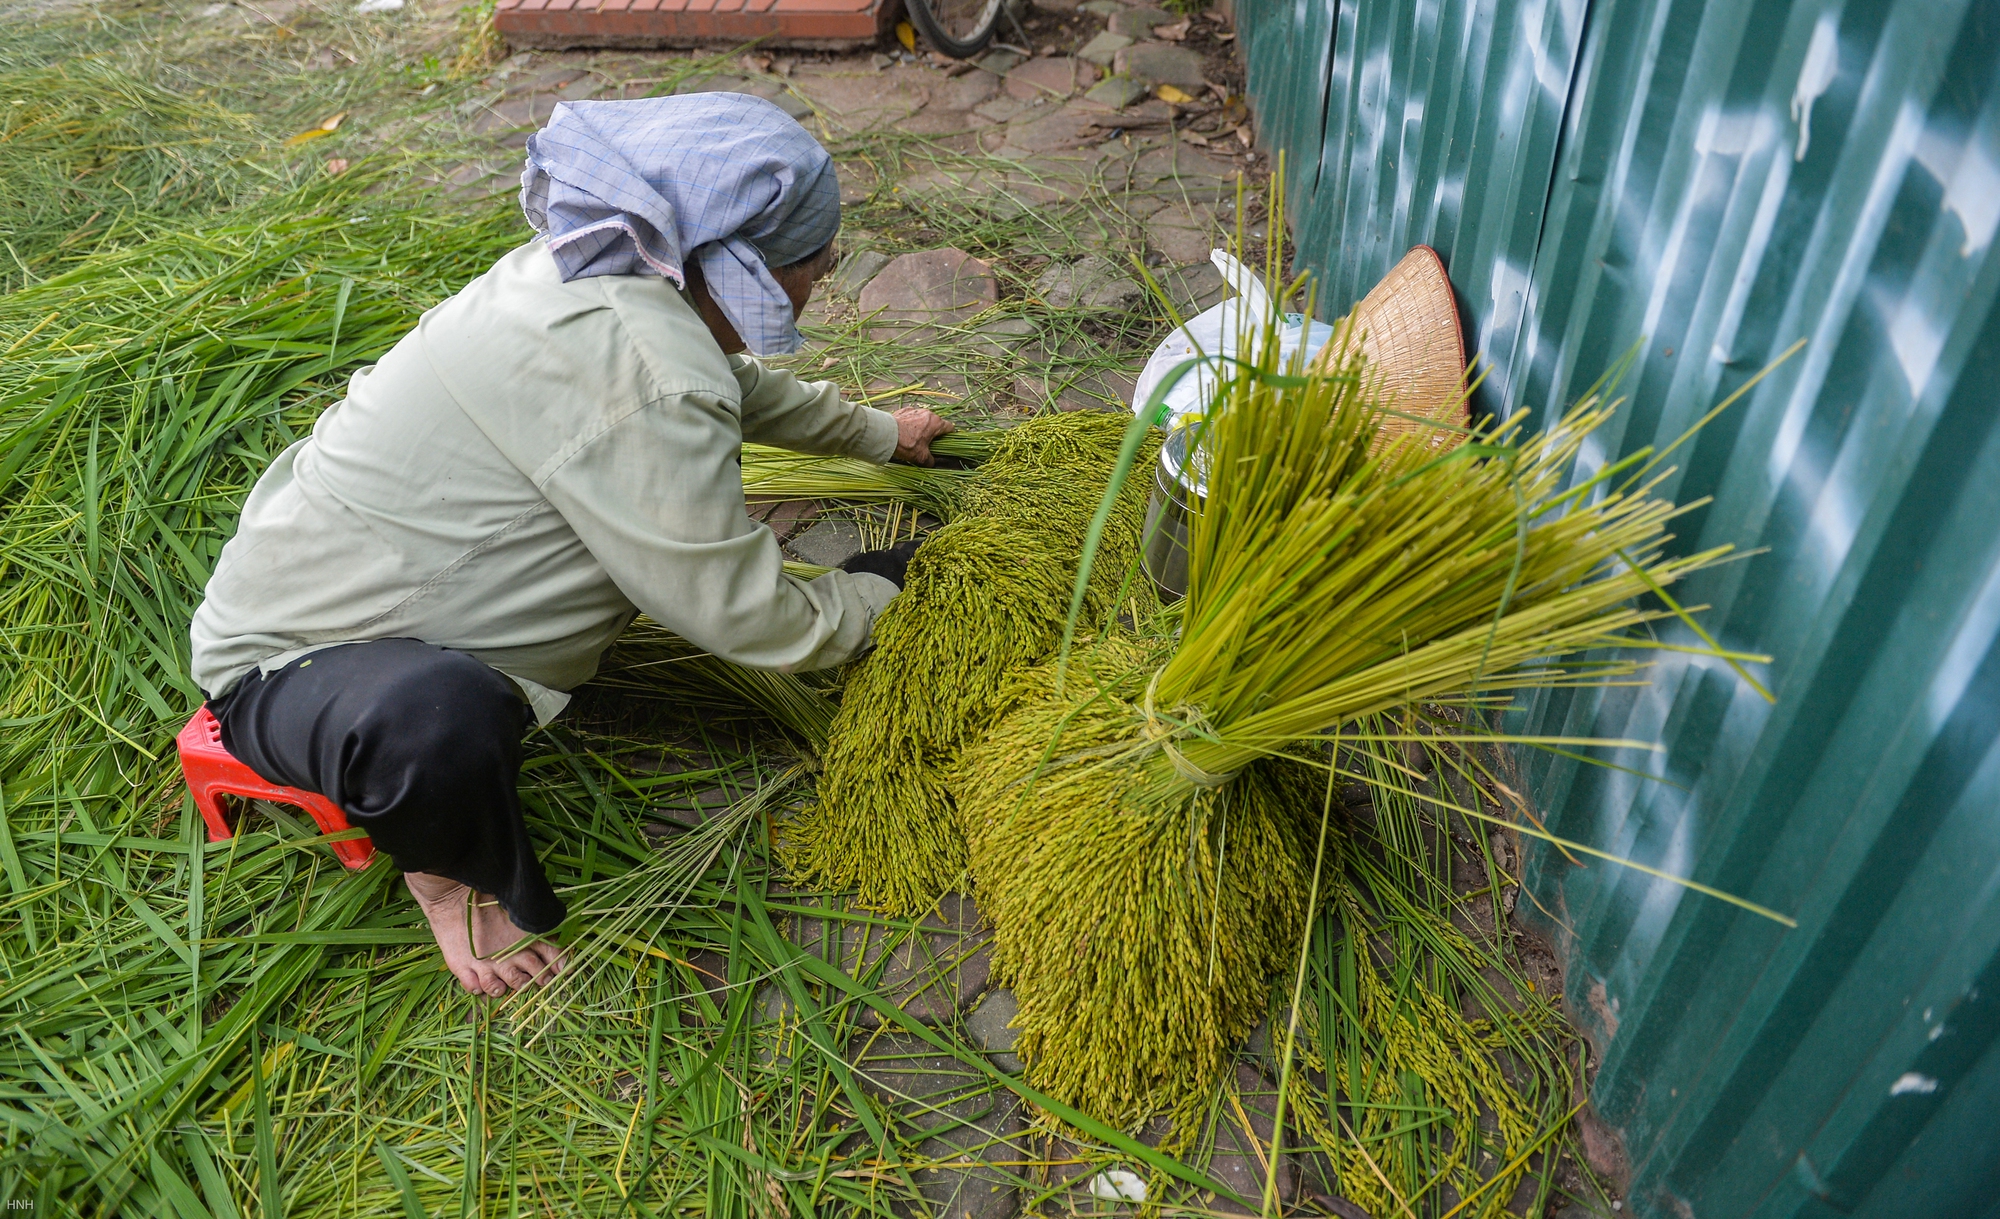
[207,638,566,934]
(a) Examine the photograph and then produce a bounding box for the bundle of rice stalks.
[593,617,844,746]
[781,412,1161,913]
[740,429,994,520]
[954,320,1744,1132]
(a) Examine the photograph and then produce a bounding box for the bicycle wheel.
[902,0,1002,59]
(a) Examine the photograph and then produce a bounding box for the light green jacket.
[190,240,900,724]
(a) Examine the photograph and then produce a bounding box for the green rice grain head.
[955,637,1319,1135]
[782,413,1159,914]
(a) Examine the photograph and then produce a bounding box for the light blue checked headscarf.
[520,93,840,356]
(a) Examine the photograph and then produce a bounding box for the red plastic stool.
[176,707,376,870]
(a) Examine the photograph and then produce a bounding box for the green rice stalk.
[1261,727,1578,1215]
[780,412,1159,914]
[955,295,1748,1132]
[741,430,993,519]
[0,58,263,290]
[0,168,526,798]
[592,617,842,747]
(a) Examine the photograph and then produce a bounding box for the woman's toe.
[526,942,563,981]
[510,950,550,987]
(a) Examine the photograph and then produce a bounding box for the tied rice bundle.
[954,324,1737,1129]
[782,412,1160,913]
[740,430,997,519]
[958,636,1320,1128]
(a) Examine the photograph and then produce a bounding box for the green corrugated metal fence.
[1235,0,2000,1214]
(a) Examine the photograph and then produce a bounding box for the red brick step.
[495,0,893,51]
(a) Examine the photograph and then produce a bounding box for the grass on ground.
[0,4,1622,1214]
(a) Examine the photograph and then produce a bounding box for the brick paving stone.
[747,498,819,543]
[898,166,1028,218]
[1036,254,1144,311]
[858,251,999,338]
[1129,142,1247,203]
[1003,100,1107,152]
[1157,259,1229,313]
[1078,0,1125,12]
[1114,39,1207,88]
[1115,189,1171,220]
[992,143,1113,176]
[972,94,1033,123]
[1082,71,1147,108]
[788,64,928,131]
[1145,199,1223,265]
[1105,3,1171,36]
[1077,29,1133,66]
[899,105,985,136]
[933,67,1002,109]
[996,170,1076,206]
[470,95,543,134]
[1076,367,1139,410]
[829,249,892,299]
[1200,1063,1350,1215]
[1087,102,1175,150]
[848,1032,1024,1219]
[504,65,584,97]
[791,892,993,1025]
[967,317,1040,359]
[965,988,1024,1073]
[974,46,1023,74]
[677,73,812,118]
[1003,54,1093,100]
[838,165,877,204]
[785,519,864,566]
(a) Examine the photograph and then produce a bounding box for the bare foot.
[404,871,565,997]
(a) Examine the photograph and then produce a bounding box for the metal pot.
[1142,428,1205,602]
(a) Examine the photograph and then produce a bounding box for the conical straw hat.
[1314,245,1468,453]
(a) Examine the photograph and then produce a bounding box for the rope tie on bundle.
[1139,670,1237,789]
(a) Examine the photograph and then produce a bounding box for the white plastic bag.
[1130,250,1337,428]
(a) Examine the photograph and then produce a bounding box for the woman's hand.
[892,407,954,466]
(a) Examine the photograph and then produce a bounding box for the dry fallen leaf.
[1178,128,1209,146]
[1156,18,1191,39]
[1154,84,1194,104]
[895,20,916,51]
[1235,122,1254,146]
[323,157,349,175]
[283,111,346,146]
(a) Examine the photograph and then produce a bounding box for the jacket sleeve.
[538,387,898,671]
[729,354,900,462]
